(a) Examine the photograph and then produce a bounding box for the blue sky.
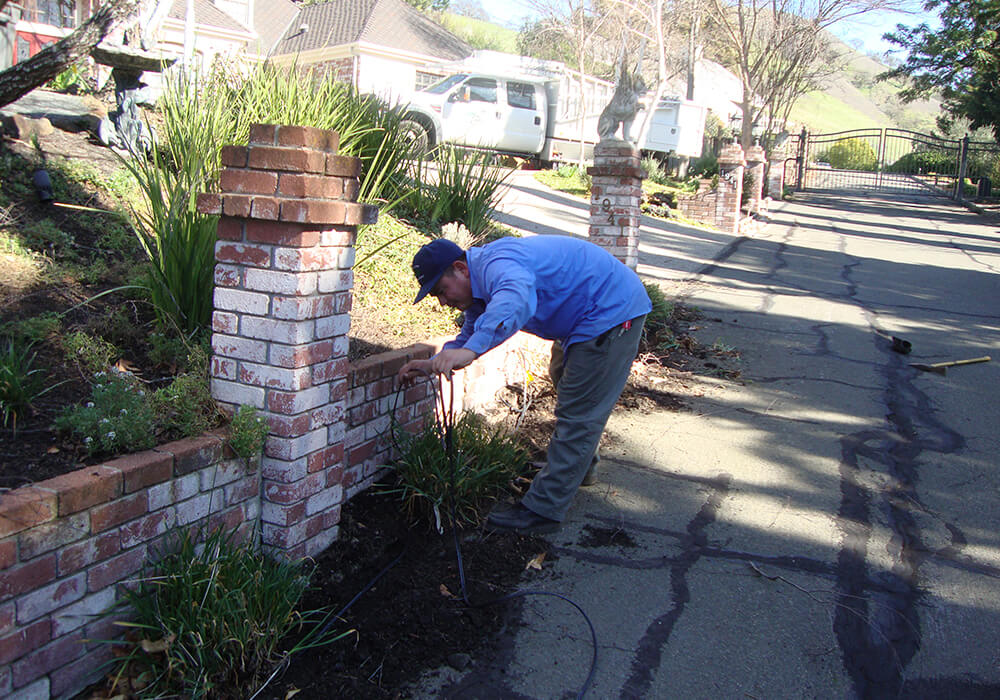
[475,1,940,57]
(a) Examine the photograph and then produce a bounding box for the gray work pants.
[521,316,645,521]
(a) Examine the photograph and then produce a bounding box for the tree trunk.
[0,0,140,108]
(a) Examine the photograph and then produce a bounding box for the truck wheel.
[401,119,431,157]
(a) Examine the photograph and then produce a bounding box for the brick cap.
[587,164,645,179]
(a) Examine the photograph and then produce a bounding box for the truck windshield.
[424,74,468,94]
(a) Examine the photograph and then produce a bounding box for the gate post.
[716,140,746,234]
[587,141,644,270]
[956,135,970,201]
[795,127,808,190]
[198,123,377,559]
[744,141,766,214]
[767,138,788,200]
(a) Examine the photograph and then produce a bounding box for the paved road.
[417,186,1000,698]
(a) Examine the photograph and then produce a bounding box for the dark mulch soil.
[258,484,548,699]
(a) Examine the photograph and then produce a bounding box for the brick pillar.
[767,141,788,200]
[716,141,746,234]
[587,141,644,270]
[196,123,377,559]
[744,142,766,214]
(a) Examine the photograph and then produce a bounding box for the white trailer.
[399,51,706,163]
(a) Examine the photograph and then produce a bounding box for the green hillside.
[437,12,519,52]
[789,35,940,134]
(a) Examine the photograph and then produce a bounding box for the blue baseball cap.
[412,238,464,303]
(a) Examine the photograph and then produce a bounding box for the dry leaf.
[285,689,302,699]
[46,446,60,454]
[439,584,454,598]
[526,552,546,570]
[139,633,175,653]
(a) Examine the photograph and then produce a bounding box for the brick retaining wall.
[0,434,260,698]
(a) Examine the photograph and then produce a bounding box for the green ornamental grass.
[388,411,528,530]
[108,526,347,699]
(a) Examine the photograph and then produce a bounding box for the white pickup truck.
[400,64,706,163]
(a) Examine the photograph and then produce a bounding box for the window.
[21,0,76,28]
[507,81,536,110]
[425,74,468,95]
[466,78,497,104]
[415,71,444,91]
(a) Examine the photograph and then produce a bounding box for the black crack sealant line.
[414,368,599,700]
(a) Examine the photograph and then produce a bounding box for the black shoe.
[486,504,560,535]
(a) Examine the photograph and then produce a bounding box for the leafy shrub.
[886,149,955,174]
[109,525,345,699]
[152,348,219,438]
[3,312,62,343]
[642,155,672,185]
[227,404,270,460]
[689,152,718,178]
[641,282,678,353]
[817,138,877,171]
[55,372,157,455]
[388,411,527,530]
[0,336,61,433]
[62,331,120,376]
[23,218,73,253]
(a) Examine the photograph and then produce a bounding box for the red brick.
[0,554,55,602]
[251,196,280,220]
[220,169,278,195]
[0,601,13,634]
[325,465,345,488]
[276,125,338,151]
[325,154,361,177]
[0,538,14,570]
[278,172,344,199]
[350,357,383,387]
[196,192,221,215]
[58,531,120,576]
[248,123,278,145]
[307,445,344,474]
[270,339,334,369]
[155,435,224,476]
[404,384,428,404]
[90,492,148,533]
[366,377,394,401]
[207,505,243,534]
[313,357,349,384]
[37,467,122,516]
[49,645,112,698]
[347,439,376,466]
[120,510,172,549]
[216,217,244,241]
[220,144,249,166]
[267,413,312,438]
[347,402,378,427]
[248,145,326,173]
[12,630,86,688]
[224,475,260,506]
[0,618,49,666]
[87,546,146,592]
[0,487,56,538]
[222,194,253,218]
[279,199,346,225]
[103,450,174,493]
[216,242,271,267]
[245,220,319,247]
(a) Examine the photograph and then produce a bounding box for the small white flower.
[86,402,95,408]
[106,431,116,440]
[100,418,110,424]
[119,409,128,416]
[95,371,106,377]
[84,437,93,445]
[138,390,145,396]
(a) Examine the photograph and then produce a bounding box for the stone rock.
[446,652,471,671]
[2,113,55,140]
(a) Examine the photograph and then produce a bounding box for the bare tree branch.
[0,0,140,108]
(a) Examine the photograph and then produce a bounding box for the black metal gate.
[788,128,1000,200]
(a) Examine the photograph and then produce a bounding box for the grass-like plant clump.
[387,411,528,530]
[107,526,347,699]
[227,404,270,461]
[0,336,61,433]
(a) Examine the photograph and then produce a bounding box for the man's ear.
[452,260,469,278]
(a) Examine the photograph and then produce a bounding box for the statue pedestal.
[587,141,644,270]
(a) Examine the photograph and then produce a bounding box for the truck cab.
[403,73,548,156]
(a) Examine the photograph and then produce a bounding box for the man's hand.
[397,358,433,385]
[431,348,478,377]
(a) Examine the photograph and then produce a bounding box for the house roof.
[248,0,300,57]
[167,0,251,36]
[271,0,471,61]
